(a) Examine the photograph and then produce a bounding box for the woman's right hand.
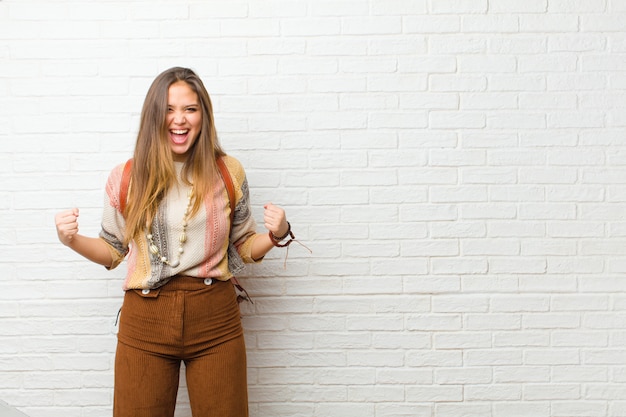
[55,208,80,246]
[53,208,114,267]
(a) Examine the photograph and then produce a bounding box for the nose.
[172,111,186,124]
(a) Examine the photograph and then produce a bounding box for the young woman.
[54,67,291,417]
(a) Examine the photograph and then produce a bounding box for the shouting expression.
[166,81,202,161]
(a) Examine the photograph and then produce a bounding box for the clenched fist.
[263,203,289,239]
[55,208,80,246]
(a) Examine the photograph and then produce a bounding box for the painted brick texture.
[2,1,626,416]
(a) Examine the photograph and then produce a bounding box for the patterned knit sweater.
[99,155,261,290]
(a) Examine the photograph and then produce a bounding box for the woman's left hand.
[263,203,289,238]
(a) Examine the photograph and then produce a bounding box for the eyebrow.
[167,103,200,108]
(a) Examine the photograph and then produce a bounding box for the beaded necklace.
[146,187,193,268]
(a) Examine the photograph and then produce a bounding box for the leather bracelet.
[269,230,295,248]
[270,221,293,248]
[268,223,313,267]
[270,221,291,242]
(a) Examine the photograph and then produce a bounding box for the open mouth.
[170,129,189,144]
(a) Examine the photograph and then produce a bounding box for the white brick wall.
[2,0,626,416]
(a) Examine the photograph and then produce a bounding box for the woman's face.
[166,81,202,161]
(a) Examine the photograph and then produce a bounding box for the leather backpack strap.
[216,156,235,227]
[216,156,252,303]
[119,159,133,216]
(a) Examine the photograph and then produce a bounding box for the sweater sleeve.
[99,163,129,270]
[223,156,262,264]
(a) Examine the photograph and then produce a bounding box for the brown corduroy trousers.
[113,276,248,417]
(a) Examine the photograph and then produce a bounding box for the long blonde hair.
[123,67,225,244]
